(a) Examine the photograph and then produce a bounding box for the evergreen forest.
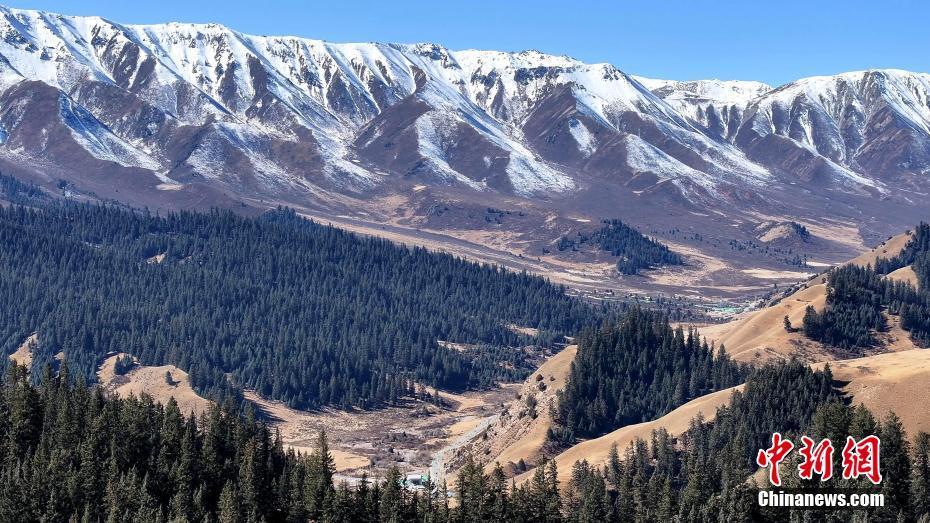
[0,197,596,410]
[552,309,748,442]
[557,219,682,275]
[2,359,925,522]
[802,223,930,349]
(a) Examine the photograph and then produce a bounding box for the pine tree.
[379,466,405,523]
[305,429,336,519]
[849,404,879,439]
[544,460,561,522]
[217,482,240,523]
[456,453,488,522]
[606,443,622,490]
[880,413,912,519]
[487,464,510,521]
[912,432,930,520]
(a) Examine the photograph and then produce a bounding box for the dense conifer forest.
[3,174,926,520]
[3,359,924,522]
[802,224,930,349]
[801,265,890,349]
[0,199,597,409]
[557,219,682,275]
[551,309,748,442]
[0,173,49,205]
[876,224,930,285]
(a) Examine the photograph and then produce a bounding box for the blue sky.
[5,0,927,86]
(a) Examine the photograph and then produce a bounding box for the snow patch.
[414,111,484,190]
[59,94,161,170]
[623,134,720,196]
[568,118,596,156]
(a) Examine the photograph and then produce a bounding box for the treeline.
[4,358,925,521]
[553,361,842,522]
[465,361,925,522]
[551,309,748,442]
[801,265,889,349]
[0,202,596,409]
[0,173,49,205]
[802,225,930,349]
[875,223,930,286]
[574,363,926,522]
[557,219,682,275]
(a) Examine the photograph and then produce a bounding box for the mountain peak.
[0,3,927,234]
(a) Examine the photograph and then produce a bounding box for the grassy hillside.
[802,223,930,349]
[701,228,928,363]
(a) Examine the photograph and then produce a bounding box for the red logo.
[757,434,882,486]
[797,436,834,481]
[757,432,794,486]
[841,435,882,485]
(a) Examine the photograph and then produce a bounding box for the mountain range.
[1,5,929,293]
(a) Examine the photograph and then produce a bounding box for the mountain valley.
[0,6,929,302]
[2,4,930,521]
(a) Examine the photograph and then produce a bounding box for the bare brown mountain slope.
[819,349,930,440]
[97,353,213,417]
[514,385,744,487]
[447,346,577,476]
[8,333,37,368]
[846,230,915,268]
[700,231,916,363]
[887,266,919,287]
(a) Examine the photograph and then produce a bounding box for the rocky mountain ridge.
[0,5,928,287]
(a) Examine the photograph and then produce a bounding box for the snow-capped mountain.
[0,5,928,232]
[638,78,770,140]
[734,70,930,184]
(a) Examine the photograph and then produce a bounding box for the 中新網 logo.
[756,433,882,486]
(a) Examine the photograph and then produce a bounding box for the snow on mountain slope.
[450,49,772,193]
[639,78,771,140]
[0,5,926,213]
[567,118,597,157]
[454,50,678,125]
[58,93,162,170]
[0,8,584,194]
[386,45,577,195]
[0,8,227,121]
[736,70,930,182]
[621,134,722,196]
[637,78,770,110]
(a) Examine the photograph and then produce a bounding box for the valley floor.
[93,346,519,482]
[244,385,517,482]
[12,215,926,494]
[289,205,854,307]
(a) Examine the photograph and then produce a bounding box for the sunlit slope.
[514,385,743,486]
[701,231,915,363]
